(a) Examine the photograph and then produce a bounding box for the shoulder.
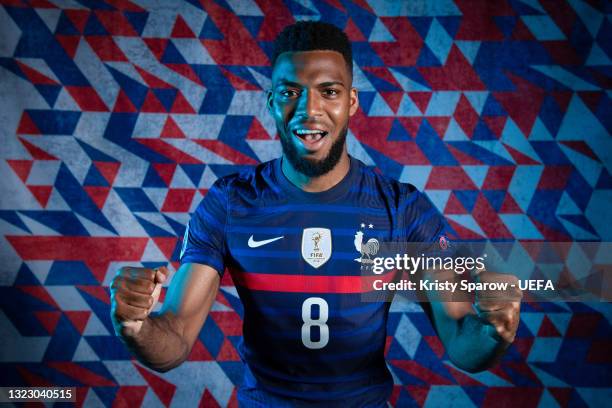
[209,159,278,202]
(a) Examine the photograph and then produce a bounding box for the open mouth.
[292,129,329,143]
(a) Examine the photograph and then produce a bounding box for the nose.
[295,89,322,119]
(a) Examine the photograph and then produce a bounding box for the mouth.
[292,128,329,151]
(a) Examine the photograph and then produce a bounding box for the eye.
[279,89,300,98]
[323,89,340,97]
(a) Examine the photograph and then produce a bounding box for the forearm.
[446,313,509,373]
[119,312,190,372]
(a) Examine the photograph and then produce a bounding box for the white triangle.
[73,338,99,361]
[556,191,582,215]
[463,165,489,189]
[347,130,376,166]
[189,190,204,212]
[369,18,395,42]
[75,213,116,237]
[36,8,62,33]
[444,118,469,141]
[399,165,432,191]
[142,187,168,211]
[423,190,450,213]
[199,166,219,189]
[19,213,61,236]
[135,212,175,235]
[473,140,515,163]
[84,313,110,336]
[389,68,431,91]
[446,214,485,236]
[170,165,196,188]
[45,188,71,210]
[25,260,53,284]
[369,93,394,116]
[142,239,168,262]
[82,388,106,408]
[586,43,611,66]
[247,67,272,91]
[246,140,282,163]
[352,65,376,91]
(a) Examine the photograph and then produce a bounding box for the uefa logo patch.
[439,235,449,250]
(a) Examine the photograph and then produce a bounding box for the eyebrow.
[276,80,346,89]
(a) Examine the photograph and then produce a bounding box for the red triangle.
[511,19,535,40]
[16,61,58,85]
[344,17,366,41]
[187,339,214,361]
[504,144,541,165]
[16,366,54,387]
[532,218,571,241]
[444,192,467,214]
[446,218,485,239]
[143,38,168,61]
[198,389,221,408]
[246,117,271,140]
[134,65,173,89]
[152,163,176,186]
[511,337,534,359]
[27,185,53,207]
[65,10,89,33]
[426,116,451,139]
[578,91,602,113]
[538,315,561,337]
[113,89,138,113]
[551,91,572,113]
[406,385,429,407]
[483,116,507,138]
[7,159,33,182]
[219,67,260,91]
[76,285,110,304]
[84,186,111,209]
[170,91,196,114]
[324,0,346,12]
[445,364,484,386]
[17,112,41,135]
[34,311,62,334]
[454,94,479,137]
[422,335,445,358]
[152,237,178,260]
[160,116,186,138]
[408,92,432,114]
[20,138,57,160]
[64,311,91,334]
[549,387,572,407]
[134,363,177,407]
[18,286,58,308]
[216,338,240,361]
[55,35,80,59]
[380,91,403,113]
[362,66,402,89]
[93,161,120,185]
[499,193,523,213]
[140,90,167,112]
[171,15,196,38]
[446,144,484,165]
[165,63,203,86]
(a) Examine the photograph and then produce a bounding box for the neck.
[281,152,351,193]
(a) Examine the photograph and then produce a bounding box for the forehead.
[271,50,351,85]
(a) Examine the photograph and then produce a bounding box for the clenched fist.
[474,270,522,343]
[110,266,169,338]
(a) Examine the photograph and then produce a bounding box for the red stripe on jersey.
[232,270,397,293]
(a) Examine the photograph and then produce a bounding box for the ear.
[266,89,273,112]
[348,87,359,117]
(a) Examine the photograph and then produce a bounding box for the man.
[111,21,521,407]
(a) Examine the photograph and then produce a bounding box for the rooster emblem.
[354,231,379,263]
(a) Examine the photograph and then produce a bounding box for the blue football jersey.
[181,156,449,406]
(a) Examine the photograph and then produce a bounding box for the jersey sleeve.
[179,177,229,277]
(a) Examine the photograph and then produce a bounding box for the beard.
[280,124,348,178]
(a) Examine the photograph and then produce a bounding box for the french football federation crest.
[302,228,332,269]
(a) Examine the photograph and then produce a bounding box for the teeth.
[295,129,325,135]
[305,133,323,142]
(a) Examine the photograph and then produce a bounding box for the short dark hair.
[271,21,353,75]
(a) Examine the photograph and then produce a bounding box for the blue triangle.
[124,11,148,36]
[142,165,168,187]
[76,139,118,162]
[223,65,259,87]
[20,210,89,236]
[539,95,564,137]
[483,190,506,212]
[507,0,545,15]
[387,119,412,141]
[558,214,598,235]
[200,16,224,39]
[208,164,252,178]
[351,42,385,66]
[416,119,458,165]
[160,41,187,64]
[55,12,79,34]
[494,16,517,39]
[596,168,612,188]
[199,85,234,114]
[83,164,109,187]
[46,260,99,285]
[152,88,178,111]
[361,144,403,180]
[482,94,506,116]
[134,215,175,237]
[180,164,206,186]
[106,66,148,109]
[357,91,376,114]
[184,0,205,10]
[36,84,61,107]
[285,0,317,15]
[163,214,188,236]
[437,16,461,38]
[416,44,442,67]
[84,13,108,36]
[454,190,479,212]
[408,17,433,39]
[472,120,497,140]
[14,263,40,285]
[0,210,30,232]
[0,58,26,81]
[258,40,275,62]
[464,386,488,407]
[217,115,258,160]
[239,15,263,39]
[345,1,376,38]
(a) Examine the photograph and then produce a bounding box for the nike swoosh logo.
[248,235,284,248]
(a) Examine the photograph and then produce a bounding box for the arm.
[112,263,220,373]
